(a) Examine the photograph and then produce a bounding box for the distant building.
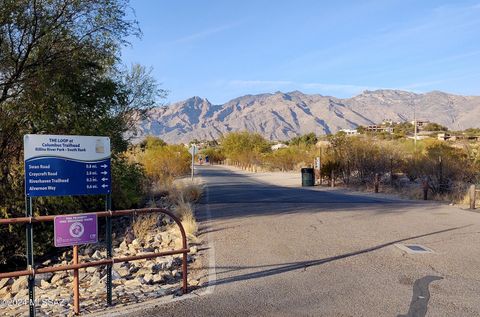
[438,133,480,142]
[366,125,394,133]
[410,120,430,131]
[271,143,288,150]
[339,129,359,135]
[437,133,453,141]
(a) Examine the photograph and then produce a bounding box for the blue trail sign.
[24,134,111,197]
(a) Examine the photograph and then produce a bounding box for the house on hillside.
[410,120,430,131]
[271,143,288,150]
[366,125,394,133]
[339,129,359,135]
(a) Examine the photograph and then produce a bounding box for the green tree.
[423,123,448,132]
[0,0,166,267]
[289,133,318,146]
[220,131,270,165]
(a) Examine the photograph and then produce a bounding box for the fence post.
[390,156,394,186]
[73,245,80,314]
[470,184,476,210]
[422,179,429,200]
[374,173,379,193]
[438,156,444,193]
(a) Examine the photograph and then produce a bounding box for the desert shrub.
[264,146,307,171]
[111,155,147,210]
[173,201,194,219]
[288,133,318,146]
[132,214,161,241]
[220,131,271,166]
[407,141,477,194]
[138,136,167,149]
[137,138,191,185]
[181,212,198,236]
[168,182,203,204]
[202,147,226,164]
[166,182,203,236]
[321,135,392,185]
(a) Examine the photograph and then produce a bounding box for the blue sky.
[121,0,480,104]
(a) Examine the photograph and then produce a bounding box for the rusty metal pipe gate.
[0,208,189,315]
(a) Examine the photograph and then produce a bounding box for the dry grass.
[169,181,204,204]
[173,201,194,219]
[132,214,161,241]
[167,181,203,237]
[343,180,476,205]
[181,213,198,236]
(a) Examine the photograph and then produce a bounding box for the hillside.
[134,90,480,143]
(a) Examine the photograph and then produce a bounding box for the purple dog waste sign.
[54,214,98,247]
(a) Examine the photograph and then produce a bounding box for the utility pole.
[413,102,417,152]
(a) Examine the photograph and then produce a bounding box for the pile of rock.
[0,222,200,316]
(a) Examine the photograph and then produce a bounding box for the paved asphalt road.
[130,165,480,317]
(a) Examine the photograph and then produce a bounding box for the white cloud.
[172,22,241,45]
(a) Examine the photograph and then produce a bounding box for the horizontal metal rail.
[0,248,189,279]
[0,208,167,225]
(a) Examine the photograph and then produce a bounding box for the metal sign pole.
[105,194,112,306]
[26,196,35,317]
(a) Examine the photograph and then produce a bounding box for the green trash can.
[301,168,315,186]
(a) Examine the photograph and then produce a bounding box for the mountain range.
[133,90,480,143]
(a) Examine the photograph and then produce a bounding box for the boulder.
[116,267,129,278]
[10,276,28,293]
[111,269,122,281]
[131,239,141,248]
[124,277,142,288]
[119,241,128,251]
[142,274,153,284]
[40,280,50,289]
[91,250,102,260]
[189,279,200,286]
[152,273,167,284]
[50,273,66,284]
[0,277,12,290]
[34,272,53,286]
[83,246,95,256]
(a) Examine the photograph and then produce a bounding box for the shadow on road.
[398,275,444,317]
[200,225,467,287]
[196,166,438,222]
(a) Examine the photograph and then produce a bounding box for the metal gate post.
[26,197,36,317]
[73,245,80,314]
[105,194,113,305]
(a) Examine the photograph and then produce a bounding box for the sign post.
[25,197,34,317]
[189,145,198,181]
[23,134,111,316]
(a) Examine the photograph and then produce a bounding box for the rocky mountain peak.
[134,90,480,143]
